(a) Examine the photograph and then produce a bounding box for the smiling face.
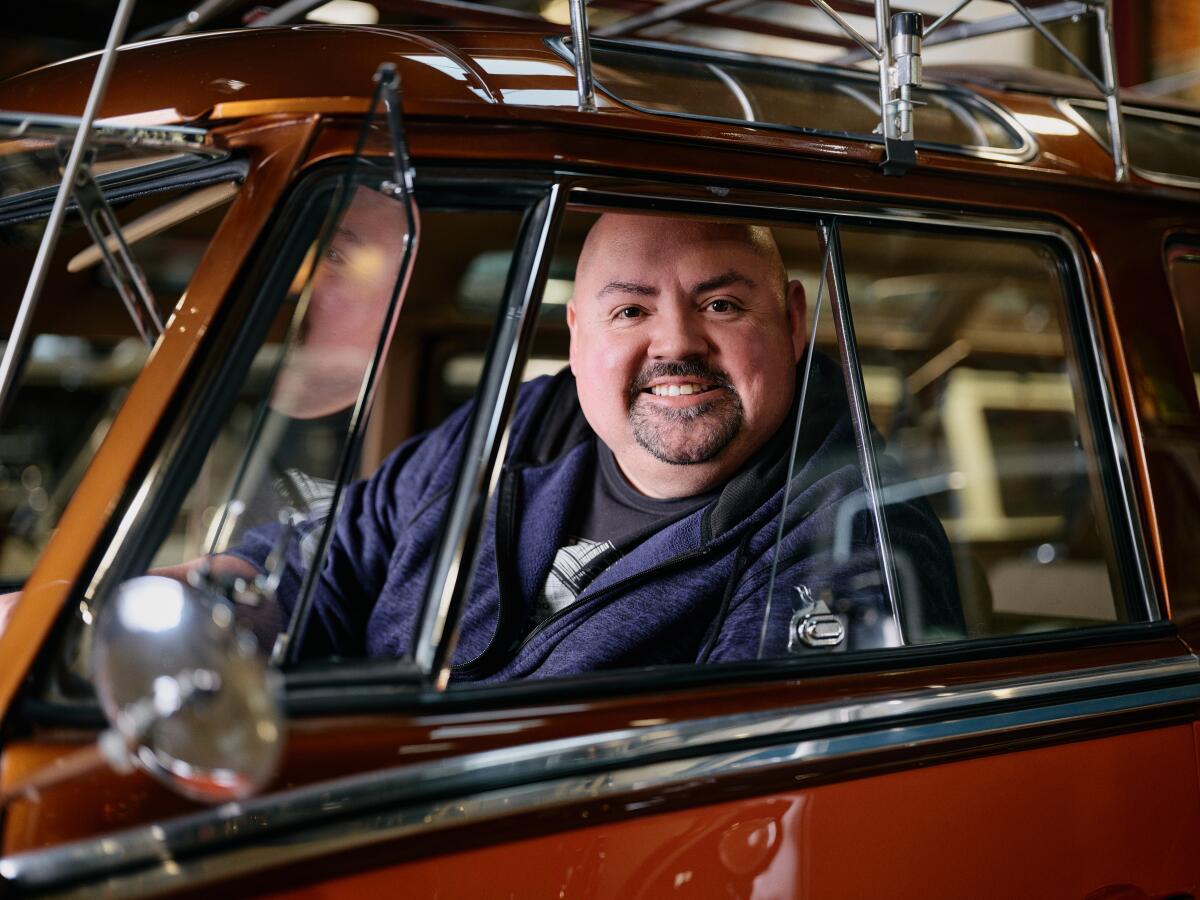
[568,214,807,498]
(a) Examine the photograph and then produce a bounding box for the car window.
[1166,241,1200,402]
[0,173,237,588]
[432,206,1146,683]
[45,195,1150,699]
[833,224,1132,638]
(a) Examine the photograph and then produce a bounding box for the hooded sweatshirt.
[239,353,962,679]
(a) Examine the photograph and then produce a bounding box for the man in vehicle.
[230,212,962,676]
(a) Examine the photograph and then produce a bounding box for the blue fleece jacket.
[240,354,961,680]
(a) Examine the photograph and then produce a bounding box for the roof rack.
[582,0,1130,179]
[157,0,1131,181]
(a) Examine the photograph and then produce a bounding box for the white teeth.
[651,383,706,397]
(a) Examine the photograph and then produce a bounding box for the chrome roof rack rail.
[592,0,1129,181]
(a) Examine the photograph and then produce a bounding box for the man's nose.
[647,306,708,359]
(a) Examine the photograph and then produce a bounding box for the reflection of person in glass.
[79,186,412,630]
[229,214,961,674]
[272,185,409,420]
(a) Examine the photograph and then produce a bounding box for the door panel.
[259,724,1200,900]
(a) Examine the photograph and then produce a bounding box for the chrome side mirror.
[92,576,284,804]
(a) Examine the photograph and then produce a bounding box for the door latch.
[789,585,846,651]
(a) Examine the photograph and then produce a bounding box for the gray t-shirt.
[532,441,718,627]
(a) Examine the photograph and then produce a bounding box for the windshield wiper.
[70,152,164,345]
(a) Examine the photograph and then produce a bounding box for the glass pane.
[137,194,529,666]
[838,226,1127,638]
[142,178,420,655]
[0,179,236,586]
[1072,104,1200,182]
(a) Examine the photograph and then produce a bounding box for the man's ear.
[566,298,578,374]
[786,279,807,362]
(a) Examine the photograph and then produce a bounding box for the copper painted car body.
[0,22,1199,899]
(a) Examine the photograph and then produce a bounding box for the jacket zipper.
[451,470,756,679]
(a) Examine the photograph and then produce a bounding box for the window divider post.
[819,219,906,646]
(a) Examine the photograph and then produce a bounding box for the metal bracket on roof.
[806,1,922,176]
[882,11,922,175]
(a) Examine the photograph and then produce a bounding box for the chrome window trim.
[567,180,1158,625]
[1059,98,1200,190]
[414,182,567,684]
[547,37,1039,165]
[4,655,1197,898]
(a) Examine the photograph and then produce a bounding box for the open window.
[390,197,1151,686]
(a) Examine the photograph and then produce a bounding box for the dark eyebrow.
[692,270,758,294]
[598,280,658,298]
[334,226,363,245]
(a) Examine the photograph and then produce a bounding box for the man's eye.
[326,246,345,265]
[707,298,737,313]
[616,307,643,319]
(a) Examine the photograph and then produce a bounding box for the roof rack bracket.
[880,136,917,176]
[879,10,922,176]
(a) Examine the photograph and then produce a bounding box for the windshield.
[0,118,237,587]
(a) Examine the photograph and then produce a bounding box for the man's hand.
[152,554,260,585]
[154,555,282,651]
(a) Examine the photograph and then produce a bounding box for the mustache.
[628,359,736,405]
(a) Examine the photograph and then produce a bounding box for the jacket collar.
[512,352,849,546]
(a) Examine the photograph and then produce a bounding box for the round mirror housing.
[93,575,284,804]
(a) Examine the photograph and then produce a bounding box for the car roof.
[0,25,1195,190]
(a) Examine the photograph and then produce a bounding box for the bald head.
[577,214,789,305]
[567,213,806,498]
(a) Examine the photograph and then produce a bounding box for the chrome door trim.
[4,655,1197,897]
[569,179,1159,623]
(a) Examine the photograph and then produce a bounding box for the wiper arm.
[71,154,164,346]
[67,181,237,274]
